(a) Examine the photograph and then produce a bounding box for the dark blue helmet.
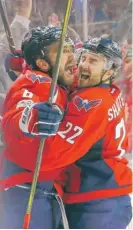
[83,37,122,68]
[21,26,74,69]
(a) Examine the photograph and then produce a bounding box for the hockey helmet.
[22,26,74,69]
[82,37,122,69]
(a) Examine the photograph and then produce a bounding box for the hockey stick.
[23,0,73,229]
[0,0,15,54]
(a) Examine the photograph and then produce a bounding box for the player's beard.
[58,70,74,86]
[58,61,75,87]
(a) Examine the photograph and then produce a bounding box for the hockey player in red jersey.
[0,26,75,229]
[61,38,132,229]
[7,37,131,229]
[2,36,132,228]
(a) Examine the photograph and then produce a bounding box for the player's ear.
[102,69,114,81]
[36,59,49,72]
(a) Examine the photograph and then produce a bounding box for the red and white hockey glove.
[4,50,28,81]
[19,102,64,138]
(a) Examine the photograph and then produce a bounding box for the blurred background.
[0,0,132,41]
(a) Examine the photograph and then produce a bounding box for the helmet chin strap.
[44,57,53,76]
[100,71,113,85]
[99,58,114,85]
[41,48,53,75]
[104,58,113,70]
[100,66,120,85]
[34,49,53,76]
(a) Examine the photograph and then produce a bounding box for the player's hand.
[19,102,64,138]
[4,50,24,81]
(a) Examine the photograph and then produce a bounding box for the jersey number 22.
[58,122,83,144]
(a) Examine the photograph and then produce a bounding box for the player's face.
[78,52,105,88]
[48,41,75,86]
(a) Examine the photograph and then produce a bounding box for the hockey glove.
[4,50,24,81]
[19,102,64,138]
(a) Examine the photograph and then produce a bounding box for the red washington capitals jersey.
[2,75,132,199]
[1,69,68,188]
[43,84,132,201]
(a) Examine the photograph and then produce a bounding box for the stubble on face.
[48,41,75,86]
[78,52,105,88]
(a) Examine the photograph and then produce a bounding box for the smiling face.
[48,41,75,86]
[78,52,107,88]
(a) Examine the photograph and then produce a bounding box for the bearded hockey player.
[17,37,131,229]
[1,26,75,229]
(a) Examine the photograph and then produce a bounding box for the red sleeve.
[2,70,67,144]
[42,89,108,170]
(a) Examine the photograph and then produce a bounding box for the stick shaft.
[0,0,15,53]
[48,0,73,104]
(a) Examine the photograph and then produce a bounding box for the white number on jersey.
[115,118,126,158]
[23,90,33,98]
[58,122,83,144]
